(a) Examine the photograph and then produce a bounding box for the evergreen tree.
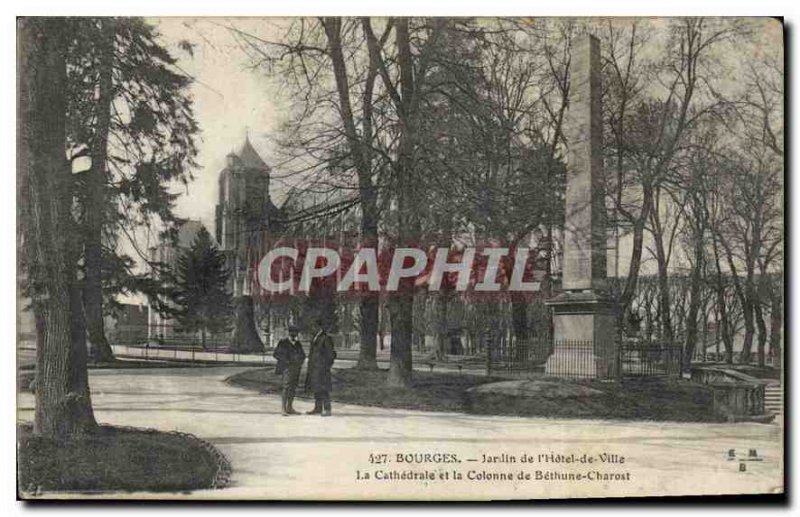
[172,227,233,349]
[18,17,196,437]
[68,18,198,362]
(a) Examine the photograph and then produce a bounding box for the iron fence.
[487,336,552,376]
[108,324,235,352]
[543,340,605,379]
[619,342,682,377]
[487,337,683,379]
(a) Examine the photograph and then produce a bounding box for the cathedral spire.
[237,133,268,171]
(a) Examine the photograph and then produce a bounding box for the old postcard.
[16,16,784,500]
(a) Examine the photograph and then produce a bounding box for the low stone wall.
[708,383,766,420]
[691,367,772,422]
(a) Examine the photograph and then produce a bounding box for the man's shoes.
[306,409,322,415]
[321,409,331,417]
[282,412,290,417]
[287,408,300,415]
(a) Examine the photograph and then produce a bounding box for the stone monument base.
[545,292,618,379]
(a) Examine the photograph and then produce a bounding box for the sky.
[152,18,286,233]
[147,17,782,280]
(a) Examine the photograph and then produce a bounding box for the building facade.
[215,136,283,297]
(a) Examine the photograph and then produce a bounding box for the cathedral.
[215,136,284,352]
[145,137,284,351]
[215,136,284,298]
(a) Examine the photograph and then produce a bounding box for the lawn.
[467,377,720,422]
[229,367,498,413]
[17,424,230,495]
[227,367,722,422]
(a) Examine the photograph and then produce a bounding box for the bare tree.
[677,128,718,368]
[604,19,741,328]
[232,18,395,369]
[322,17,388,369]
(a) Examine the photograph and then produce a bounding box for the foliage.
[67,18,199,311]
[171,227,233,343]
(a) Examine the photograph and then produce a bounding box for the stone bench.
[691,367,773,422]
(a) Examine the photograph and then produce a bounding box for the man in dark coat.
[273,325,306,416]
[304,322,337,416]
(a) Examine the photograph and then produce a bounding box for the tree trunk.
[683,235,704,370]
[720,235,755,365]
[435,291,449,360]
[754,299,767,368]
[753,264,768,368]
[713,306,721,360]
[619,187,652,312]
[378,300,386,351]
[83,19,115,363]
[230,295,264,353]
[511,297,529,341]
[387,294,414,387]
[655,249,674,344]
[324,17,380,370]
[355,194,379,369]
[719,303,734,364]
[769,285,782,368]
[384,18,418,388]
[701,300,709,361]
[511,295,528,362]
[357,296,379,369]
[262,302,272,348]
[649,194,674,344]
[20,18,97,438]
[712,242,734,364]
[739,287,755,364]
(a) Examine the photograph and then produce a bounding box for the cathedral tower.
[214,136,279,297]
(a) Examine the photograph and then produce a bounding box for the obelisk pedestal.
[545,35,618,379]
[545,292,618,378]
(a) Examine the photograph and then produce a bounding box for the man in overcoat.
[273,325,306,416]
[304,321,337,416]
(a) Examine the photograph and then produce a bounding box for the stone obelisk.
[545,35,618,379]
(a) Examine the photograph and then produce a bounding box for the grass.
[228,367,722,422]
[467,377,720,422]
[17,424,230,495]
[229,367,499,413]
